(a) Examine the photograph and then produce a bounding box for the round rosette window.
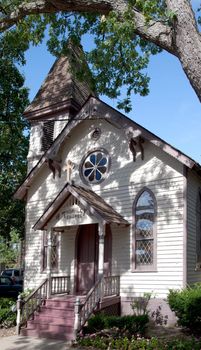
[81,150,110,184]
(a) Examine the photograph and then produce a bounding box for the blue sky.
[21,37,201,164]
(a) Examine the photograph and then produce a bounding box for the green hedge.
[86,313,149,336]
[168,283,201,332]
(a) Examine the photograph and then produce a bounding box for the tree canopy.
[0,1,201,111]
[0,51,29,240]
[0,0,200,111]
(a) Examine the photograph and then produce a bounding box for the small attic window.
[41,120,55,152]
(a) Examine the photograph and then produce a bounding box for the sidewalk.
[0,336,75,350]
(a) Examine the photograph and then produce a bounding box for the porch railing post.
[47,230,52,298]
[98,222,106,278]
[47,272,52,298]
[16,294,22,335]
[74,297,81,338]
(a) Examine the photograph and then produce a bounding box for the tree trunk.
[167,0,201,102]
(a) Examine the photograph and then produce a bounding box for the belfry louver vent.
[41,120,55,152]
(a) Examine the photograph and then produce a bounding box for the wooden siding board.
[24,119,185,296]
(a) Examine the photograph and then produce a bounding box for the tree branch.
[131,10,175,55]
[0,0,175,55]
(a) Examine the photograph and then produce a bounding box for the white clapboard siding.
[25,118,185,294]
[187,171,201,284]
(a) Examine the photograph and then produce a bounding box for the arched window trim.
[196,188,201,269]
[132,187,157,272]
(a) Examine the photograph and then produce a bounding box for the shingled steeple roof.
[24,44,95,120]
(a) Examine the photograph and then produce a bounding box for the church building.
[14,45,201,340]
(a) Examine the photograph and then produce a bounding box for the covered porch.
[33,182,129,296]
[17,183,129,338]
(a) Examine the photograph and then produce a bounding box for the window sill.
[132,269,157,273]
[40,268,59,274]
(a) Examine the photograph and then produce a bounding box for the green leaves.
[40,6,164,111]
[0,231,21,266]
[0,55,29,240]
[168,284,201,333]
[0,0,170,111]
[0,0,165,112]
[129,0,167,21]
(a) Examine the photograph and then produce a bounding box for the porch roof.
[33,182,130,230]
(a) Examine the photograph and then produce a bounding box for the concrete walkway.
[0,336,76,350]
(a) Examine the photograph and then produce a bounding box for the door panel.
[77,224,98,294]
[76,224,112,294]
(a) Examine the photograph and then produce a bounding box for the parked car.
[0,276,22,298]
[1,269,23,285]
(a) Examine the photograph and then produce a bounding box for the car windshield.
[2,270,12,276]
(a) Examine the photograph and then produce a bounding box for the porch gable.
[33,182,129,230]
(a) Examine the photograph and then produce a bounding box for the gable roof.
[33,182,129,230]
[24,44,95,120]
[14,96,201,200]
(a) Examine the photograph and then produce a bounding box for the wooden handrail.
[76,275,120,332]
[51,275,71,295]
[79,277,103,329]
[23,279,48,304]
[103,275,120,297]
[16,275,71,334]
[16,278,48,334]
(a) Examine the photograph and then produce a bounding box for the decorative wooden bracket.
[47,158,62,179]
[138,136,145,160]
[129,136,145,162]
[129,138,137,162]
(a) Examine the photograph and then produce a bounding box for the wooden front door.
[76,224,112,294]
[76,224,98,294]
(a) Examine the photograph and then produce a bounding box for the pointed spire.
[24,42,95,120]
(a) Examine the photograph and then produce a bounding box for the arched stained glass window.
[133,189,157,271]
[81,149,110,184]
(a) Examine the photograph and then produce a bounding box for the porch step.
[30,315,74,326]
[36,306,74,318]
[20,296,77,341]
[45,298,75,308]
[21,325,74,341]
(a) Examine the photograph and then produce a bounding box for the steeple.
[24,43,95,121]
[25,42,95,170]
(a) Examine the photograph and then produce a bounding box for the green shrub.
[168,283,201,332]
[0,297,16,328]
[87,313,148,336]
[0,297,15,309]
[87,313,106,332]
